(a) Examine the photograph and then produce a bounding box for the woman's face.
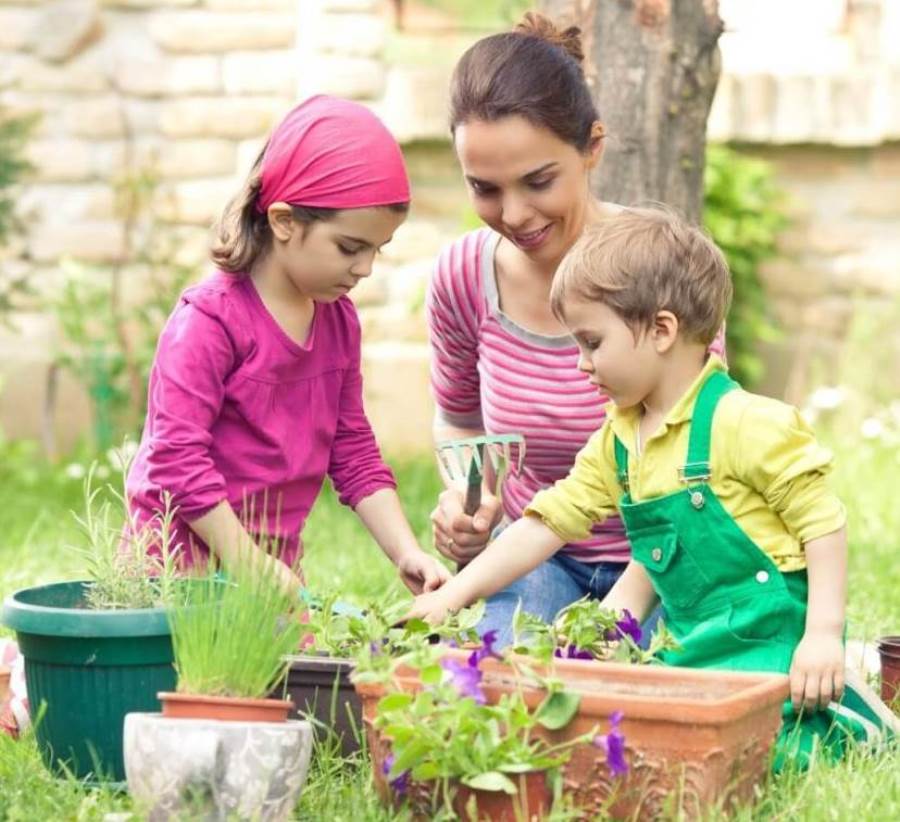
[454,115,601,266]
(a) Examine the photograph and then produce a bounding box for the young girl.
[412,208,897,769]
[125,95,449,597]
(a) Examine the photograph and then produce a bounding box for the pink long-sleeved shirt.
[126,271,395,568]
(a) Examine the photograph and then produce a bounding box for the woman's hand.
[395,549,452,595]
[789,629,845,713]
[430,488,503,564]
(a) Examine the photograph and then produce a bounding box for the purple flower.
[382,752,410,796]
[593,710,628,778]
[440,657,487,704]
[604,610,643,644]
[467,629,503,668]
[554,645,593,660]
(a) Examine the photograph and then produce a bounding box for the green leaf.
[420,663,443,685]
[535,690,581,730]
[393,738,431,773]
[462,771,518,794]
[412,761,441,781]
[377,692,414,713]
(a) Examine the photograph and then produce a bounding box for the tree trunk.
[540,0,723,224]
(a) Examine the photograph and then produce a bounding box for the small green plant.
[69,448,182,611]
[168,557,304,699]
[510,597,680,665]
[704,144,788,387]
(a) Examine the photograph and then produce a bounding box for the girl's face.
[275,207,406,302]
[454,116,602,266]
[565,297,661,410]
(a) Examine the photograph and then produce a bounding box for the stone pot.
[123,713,313,822]
[158,691,293,722]
[877,636,900,709]
[356,649,789,820]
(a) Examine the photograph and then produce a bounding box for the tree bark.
[540,0,723,224]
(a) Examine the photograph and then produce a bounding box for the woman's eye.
[528,177,553,191]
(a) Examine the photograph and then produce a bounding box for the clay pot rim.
[159,691,293,708]
[158,691,295,722]
[877,636,900,651]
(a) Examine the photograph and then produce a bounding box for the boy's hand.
[396,549,452,595]
[789,629,845,713]
[405,587,461,626]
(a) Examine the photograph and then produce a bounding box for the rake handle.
[463,482,481,517]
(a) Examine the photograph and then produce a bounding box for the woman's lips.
[511,223,552,250]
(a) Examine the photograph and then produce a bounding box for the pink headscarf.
[256,95,410,213]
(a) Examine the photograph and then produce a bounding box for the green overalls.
[614,369,895,770]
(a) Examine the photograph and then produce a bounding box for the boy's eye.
[337,244,361,256]
[470,180,498,196]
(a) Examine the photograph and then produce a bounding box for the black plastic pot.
[279,655,362,756]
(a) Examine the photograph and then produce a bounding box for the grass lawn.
[0,440,898,819]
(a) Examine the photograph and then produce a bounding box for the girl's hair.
[449,11,599,151]
[211,145,409,274]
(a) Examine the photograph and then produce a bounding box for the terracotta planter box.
[877,636,900,709]
[356,650,789,820]
[158,691,294,722]
[279,655,361,756]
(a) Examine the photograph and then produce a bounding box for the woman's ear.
[267,202,295,242]
[652,310,679,353]
[586,121,606,170]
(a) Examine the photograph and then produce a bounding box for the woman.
[428,13,723,645]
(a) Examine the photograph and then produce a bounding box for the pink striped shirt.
[427,228,725,563]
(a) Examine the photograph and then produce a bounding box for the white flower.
[95,464,111,480]
[64,463,86,480]
[861,417,884,440]
[807,386,846,411]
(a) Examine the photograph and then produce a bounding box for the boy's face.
[565,298,661,409]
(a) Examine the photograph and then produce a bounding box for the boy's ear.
[652,310,679,353]
[267,202,295,242]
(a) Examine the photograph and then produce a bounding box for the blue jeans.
[479,552,630,649]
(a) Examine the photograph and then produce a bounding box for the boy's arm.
[788,526,847,712]
[405,515,565,623]
[599,561,660,623]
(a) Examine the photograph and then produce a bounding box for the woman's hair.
[550,207,733,346]
[449,11,599,151]
[211,145,409,274]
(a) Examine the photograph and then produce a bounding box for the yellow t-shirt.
[525,356,846,572]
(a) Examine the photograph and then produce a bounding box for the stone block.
[316,13,385,58]
[25,139,93,182]
[154,178,236,225]
[759,258,830,298]
[322,0,379,9]
[27,219,127,263]
[358,304,427,343]
[30,0,103,64]
[222,51,295,96]
[159,97,287,139]
[149,11,296,53]
[347,270,387,308]
[850,180,900,218]
[115,54,221,97]
[361,341,432,455]
[798,296,853,338]
[65,97,128,138]
[299,55,384,100]
[18,50,109,93]
[235,138,267,177]
[140,138,237,179]
[205,0,296,8]
[730,74,776,142]
[0,9,33,50]
[18,183,117,223]
[101,0,197,7]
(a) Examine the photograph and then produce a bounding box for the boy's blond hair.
[550,206,732,345]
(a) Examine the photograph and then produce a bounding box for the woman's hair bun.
[514,11,584,66]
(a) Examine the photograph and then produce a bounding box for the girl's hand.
[405,587,459,626]
[789,629,846,712]
[431,488,503,564]
[396,549,452,595]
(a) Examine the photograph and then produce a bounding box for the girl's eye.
[584,338,601,351]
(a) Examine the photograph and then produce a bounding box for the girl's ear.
[652,310,679,353]
[267,202,295,242]
[585,121,606,170]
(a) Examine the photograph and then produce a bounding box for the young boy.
[410,207,896,767]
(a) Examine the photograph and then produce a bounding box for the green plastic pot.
[1,580,176,782]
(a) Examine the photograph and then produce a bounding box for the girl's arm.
[190,501,303,596]
[788,526,847,712]
[406,515,565,623]
[599,561,659,623]
[354,488,451,594]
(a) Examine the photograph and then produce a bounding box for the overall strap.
[614,436,629,493]
[682,369,740,481]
